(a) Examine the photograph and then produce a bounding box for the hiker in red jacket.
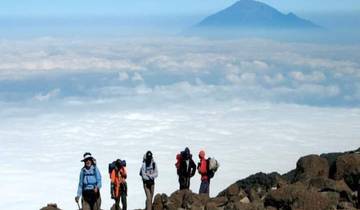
[197,150,210,195]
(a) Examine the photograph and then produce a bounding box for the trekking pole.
[76,200,81,210]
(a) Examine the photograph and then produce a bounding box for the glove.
[75,196,80,203]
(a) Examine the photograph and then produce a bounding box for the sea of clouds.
[0,37,359,210]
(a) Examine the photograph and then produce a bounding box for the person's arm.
[141,163,149,180]
[77,170,84,197]
[95,166,102,189]
[190,159,196,177]
[151,162,158,179]
[121,167,127,179]
[110,169,116,183]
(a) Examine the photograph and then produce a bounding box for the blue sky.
[1,0,360,17]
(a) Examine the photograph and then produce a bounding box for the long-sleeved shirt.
[77,165,102,197]
[198,158,209,181]
[140,159,158,181]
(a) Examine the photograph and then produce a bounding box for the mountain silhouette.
[196,0,319,29]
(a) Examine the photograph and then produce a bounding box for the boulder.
[307,177,353,201]
[236,172,283,192]
[153,193,164,210]
[264,182,334,210]
[208,196,227,207]
[294,154,329,182]
[40,203,61,210]
[337,201,357,209]
[233,202,259,210]
[205,202,218,210]
[333,154,360,190]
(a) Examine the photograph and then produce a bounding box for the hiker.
[75,152,102,210]
[197,150,210,195]
[358,179,360,208]
[110,159,127,210]
[176,147,196,190]
[140,151,158,210]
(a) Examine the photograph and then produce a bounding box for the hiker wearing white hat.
[75,152,102,210]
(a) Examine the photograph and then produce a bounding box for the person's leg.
[114,198,120,210]
[93,196,101,210]
[149,184,154,207]
[199,180,205,194]
[143,183,152,210]
[81,198,91,210]
[185,177,190,189]
[358,183,360,208]
[179,177,187,190]
[121,193,127,210]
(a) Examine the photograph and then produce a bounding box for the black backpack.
[109,161,117,174]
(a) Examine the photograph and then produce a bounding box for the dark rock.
[333,154,360,190]
[233,202,258,210]
[320,191,340,207]
[337,201,356,209]
[226,183,240,197]
[153,193,164,210]
[294,154,329,182]
[205,202,218,210]
[307,177,353,202]
[40,203,61,210]
[264,182,334,210]
[208,196,227,207]
[247,188,261,203]
[282,169,296,183]
[168,189,191,209]
[218,172,283,198]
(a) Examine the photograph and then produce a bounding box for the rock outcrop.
[152,148,360,210]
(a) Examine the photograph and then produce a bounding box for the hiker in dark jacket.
[75,152,102,210]
[177,147,196,190]
[140,151,158,210]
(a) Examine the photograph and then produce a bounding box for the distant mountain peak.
[196,0,320,29]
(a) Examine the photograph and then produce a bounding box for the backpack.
[109,161,117,176]
[206,157,219,178]
[109,159,127,177]
[175,153,182,170]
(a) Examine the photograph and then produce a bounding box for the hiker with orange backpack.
[110,159,127,210]
[75,152,102,210]
[176,147,196,190]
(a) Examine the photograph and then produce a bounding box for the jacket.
[77,165,102,197]
[198,158,208,181]
[111,166,127,198]
[140,159,158,181]
[178,156,196,178]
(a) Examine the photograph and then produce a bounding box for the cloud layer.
[0,37,359,107]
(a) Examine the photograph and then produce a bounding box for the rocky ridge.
[41,148,360,210]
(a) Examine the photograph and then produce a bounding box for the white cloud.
[132,72,144,82]
[0,100,359,210]
[118,72,129,81]
[0,37,359,106]
[33,89,61,101]
[290,71,326,83]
